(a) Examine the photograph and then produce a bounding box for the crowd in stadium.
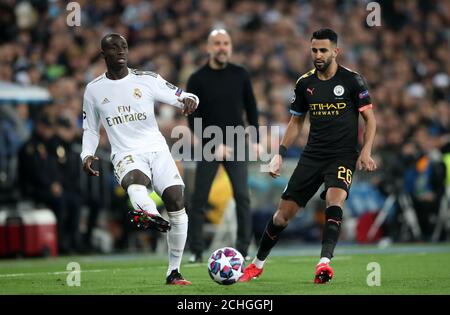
[0,0,449,254]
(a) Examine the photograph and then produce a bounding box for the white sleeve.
[151,74,199,108]
[80,88,100,162]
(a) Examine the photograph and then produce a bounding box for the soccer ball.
[207,247,245,285]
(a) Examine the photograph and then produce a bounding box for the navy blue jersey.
[290,65,372,158]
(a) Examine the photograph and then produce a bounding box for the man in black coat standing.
[186,29,261,262]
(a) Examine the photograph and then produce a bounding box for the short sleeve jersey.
[290,65,373,158]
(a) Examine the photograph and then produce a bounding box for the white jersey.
[81,68,196,161]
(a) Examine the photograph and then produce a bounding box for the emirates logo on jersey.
[133,88,142,99]
[106,112,148,127]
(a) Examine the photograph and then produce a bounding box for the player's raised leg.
[161,185,191,285]
[314,187,346,284]
[121,169,171,232]
[240,199,300,282]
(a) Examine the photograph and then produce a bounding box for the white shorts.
[112,150,184,196]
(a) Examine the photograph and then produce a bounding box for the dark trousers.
[36,191,82,253]
[188,160,251,256]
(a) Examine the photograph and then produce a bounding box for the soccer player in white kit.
[81,34,199,285]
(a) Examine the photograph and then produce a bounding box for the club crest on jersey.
[333,85,345,96]
[133,88,142,99]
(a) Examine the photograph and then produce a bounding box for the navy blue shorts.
[281,154,357,207]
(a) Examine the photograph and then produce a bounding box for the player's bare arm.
[82,155,100,176]
[269,115,305,178]
[357,107,377,172]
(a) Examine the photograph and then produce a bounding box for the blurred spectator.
[54,111,84,252]
[404,128,447,241]
[18,111,82,253]
[0,0,449,247]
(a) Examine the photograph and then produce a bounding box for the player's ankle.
[253,258,265,269]
[319,257,331,264]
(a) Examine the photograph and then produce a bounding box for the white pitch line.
[0,269,105,278]
[0,266,165,278]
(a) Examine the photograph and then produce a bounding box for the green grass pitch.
[0,244,449,295]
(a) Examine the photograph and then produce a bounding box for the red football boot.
[314,262,334,284]
[128,209,171,232]
[239,263,263,282]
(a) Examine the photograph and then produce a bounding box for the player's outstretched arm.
[150,74,199,116]
[357,108,377,172]
[269,115,305,178]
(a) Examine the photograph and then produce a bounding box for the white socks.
[127,185,188,277]
[253,258,265,269]
[319,257,331,264]
[127,184,159,215]
[166,208,188,276]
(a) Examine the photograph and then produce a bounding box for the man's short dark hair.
[311,28,338,45]
[101,33,126,50]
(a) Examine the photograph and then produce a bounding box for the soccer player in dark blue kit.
[240,29,377,284]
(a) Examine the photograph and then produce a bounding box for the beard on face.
[314,57,332,72]
[213,52,229,66]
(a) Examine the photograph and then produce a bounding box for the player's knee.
[326,196,345,209]
[162,186,185,212]
[121,170,150,190]
[165,197,185,212]
[325,188,347,208]
[273,210,290,227]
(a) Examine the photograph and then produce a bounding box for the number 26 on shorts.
[337,166,352,186]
